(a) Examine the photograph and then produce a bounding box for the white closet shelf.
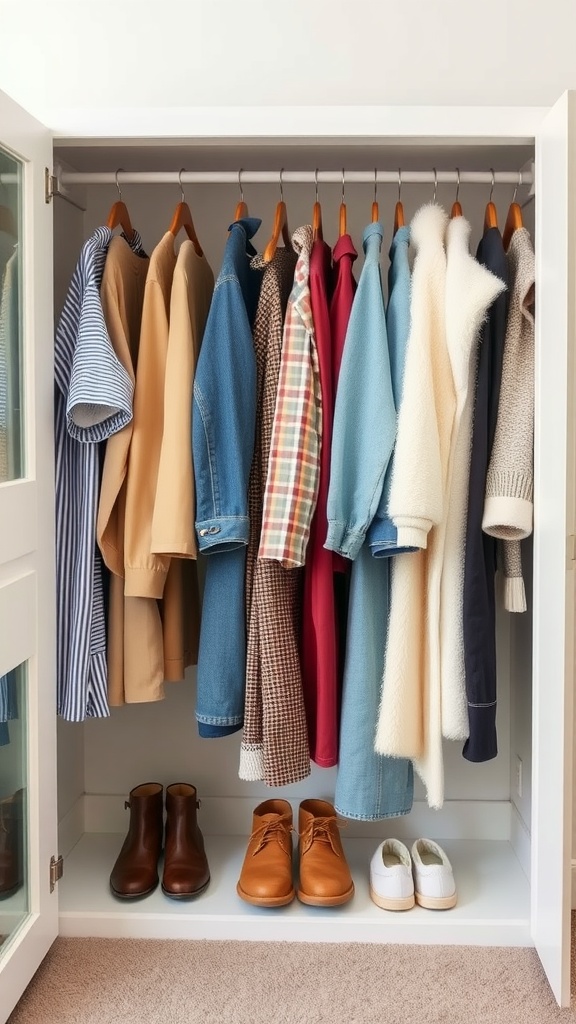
[58,834,530,946]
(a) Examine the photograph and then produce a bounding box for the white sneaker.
[411,838,457,910]
[369,838,415,911]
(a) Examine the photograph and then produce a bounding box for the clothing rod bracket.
[45,168,87,213]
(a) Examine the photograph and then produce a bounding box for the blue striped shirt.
[0,670,18,747]
[54,226,146,721]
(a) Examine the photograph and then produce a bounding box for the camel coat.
[98,234,213,702]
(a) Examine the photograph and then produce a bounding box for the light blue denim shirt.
[367,225,415,557]
[193,217,263,552]
[325,222,396,560]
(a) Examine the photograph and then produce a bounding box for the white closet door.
[0,89,57,1023]
[532,89,576,1007]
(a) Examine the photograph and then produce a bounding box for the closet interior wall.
[53,139,535,922]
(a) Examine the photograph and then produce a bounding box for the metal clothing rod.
[58,169,534,188]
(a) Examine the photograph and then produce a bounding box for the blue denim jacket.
[193,218,263,551]
[367,225,415,557]
[325,222,396,560]
[193,218,263,737]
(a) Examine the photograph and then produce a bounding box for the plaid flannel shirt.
[258,225,322,568]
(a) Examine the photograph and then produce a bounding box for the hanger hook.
[238,168,244,202]
[489,168,495,203]
[178,168,186,204]
[341,167,345,205]
[279,167,284,203]
[374,168,378,204]
[115,168,123,200]
[397,168,401,204]
[512,168,523,205]
[315,168,319,205]
[433,167,438,203]
[455,167,460,204]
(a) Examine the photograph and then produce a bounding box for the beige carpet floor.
[7,922,576,1024]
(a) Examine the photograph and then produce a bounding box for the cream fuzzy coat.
[376,203,451,808]
[376,208,504,808]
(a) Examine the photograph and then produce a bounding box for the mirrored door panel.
[0,664,27,954]
[0,147,23,484]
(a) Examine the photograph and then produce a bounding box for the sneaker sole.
[236,882,295,908]
[415,890,457,910]
[369,886,415,911]
[296,884,355,907]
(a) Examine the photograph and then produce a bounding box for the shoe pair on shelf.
[110,783,209,901]
[237,798,354,908]
[370,838,457,911]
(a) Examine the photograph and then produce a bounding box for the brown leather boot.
[110,783,163,899]
[162,784,210,900]
[0,789,24,899]
[297,799,354,907]
[236,799,294,908]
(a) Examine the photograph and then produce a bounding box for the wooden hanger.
[312,168,323,242]
[263,168,291,263]
[503,172,524,250]
[484,168,498,232]
[451,167,463,218]
[233,168,248,222]
[393,168,404,233]
[371,168,379,223]
[339,168,347,237]
[0,175,17,239]
[107,170,135,241]
[0,205,17,239]
[169,169,203,257]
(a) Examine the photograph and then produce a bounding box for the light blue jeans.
[334,544,414,820]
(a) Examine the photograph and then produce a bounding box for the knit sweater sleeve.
[482,229,535,542]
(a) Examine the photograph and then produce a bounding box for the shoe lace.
[252,815,293,855]
[299,816,346,857]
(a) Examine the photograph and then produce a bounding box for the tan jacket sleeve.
[124,275,172,598]
[151,261,197,558]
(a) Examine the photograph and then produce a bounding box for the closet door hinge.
[568,535,576,563]
[50,854,63,892]
[44,167,56,204]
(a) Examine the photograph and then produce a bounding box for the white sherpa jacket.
[376,203,452,808]
[440,216,506,742]
[482,228,535,613]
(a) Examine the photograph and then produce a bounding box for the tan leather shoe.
[297,799,354,907]
[162,784,210,900]
[110,783,163,899]
[237,799,294,907]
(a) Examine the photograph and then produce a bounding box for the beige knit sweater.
[482,228,535,613]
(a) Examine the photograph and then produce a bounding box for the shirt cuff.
[482,496,533,540]
[196,516,250,553]
[324,520,365,561]
[124,564,169,600]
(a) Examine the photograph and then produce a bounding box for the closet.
[0,88,574,1018]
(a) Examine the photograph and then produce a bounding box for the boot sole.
[236,882,295,907]
[415,890,457,910]
[369,886,415,911]
[297,884,355,907]
[110,881,159,900]
[161,877,211,901]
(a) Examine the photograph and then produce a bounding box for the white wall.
[2,0,576,120]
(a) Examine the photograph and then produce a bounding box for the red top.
[301,235,356,768]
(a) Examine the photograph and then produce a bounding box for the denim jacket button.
[199,528,208,536]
